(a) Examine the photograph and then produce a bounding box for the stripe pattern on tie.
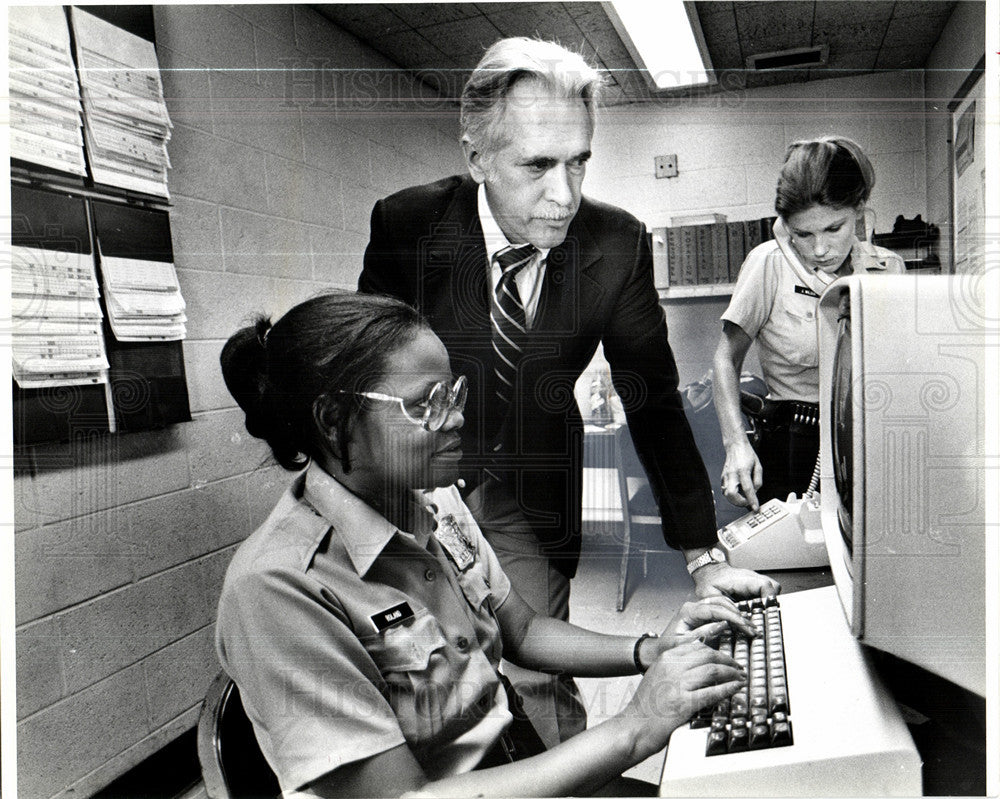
[491,244,537,414]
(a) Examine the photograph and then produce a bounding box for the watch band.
[633,632,659,673]
[686,546,727,575]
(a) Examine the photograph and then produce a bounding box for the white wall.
[587,70,928,237]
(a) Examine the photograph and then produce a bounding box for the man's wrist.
[685,546,728,575]
[633,632,659,673]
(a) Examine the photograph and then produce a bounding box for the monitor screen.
[830,298,854,564]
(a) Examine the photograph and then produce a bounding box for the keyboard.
[659,587,921,797]
[689,597,793,755]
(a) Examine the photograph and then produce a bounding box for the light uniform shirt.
[216,462,514,794]
[722,217,905,402]
[478,183,549,328]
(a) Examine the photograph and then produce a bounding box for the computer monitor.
[817,274,986,697]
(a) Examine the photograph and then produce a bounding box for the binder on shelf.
[680,226,698,286]
[667,226,683,288]
[712,222,729,284]
[694,224,714,286]
[726,221,746,282]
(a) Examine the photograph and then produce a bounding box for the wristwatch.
[686,546,727,574]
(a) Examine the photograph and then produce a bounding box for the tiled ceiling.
[313,1,960,103]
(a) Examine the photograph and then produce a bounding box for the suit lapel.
[425,177,490,333]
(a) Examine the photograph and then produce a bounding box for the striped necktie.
[490,243,537,415]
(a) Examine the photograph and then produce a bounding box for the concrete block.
[782,115,871,150]
[668,164,748,212]
[157,45,214,134]
[293,5,378,68]
[16,663,148,799]
[301,117,373,187]
[144,625,219,729]
[126,479,252,579]
[170,196,224,274]
[310,226,368,285]
[169,125,269,212]
[16,618,65,718]
[369,141,437,194]
[269,277,328,319]
[59,563,217,693]
[13,467,41,531]
[30,430,189,523]
[15,508,136,624]
[220,208,313,280]
[265,156,345,228]
[745,160,779,206]
[154,6,256,76]
[186,409,272,485]
[234,3,296,45]
[176,268,278,342]
[341,181,387,236]
[194,547,241,613]
[210,69,304,158]
[182,340,236,415]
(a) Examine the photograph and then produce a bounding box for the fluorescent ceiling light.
[605,0,715,90]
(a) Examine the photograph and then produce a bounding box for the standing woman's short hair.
[774,136,876,219]
[460,37,606,155]
[220,292,427,472]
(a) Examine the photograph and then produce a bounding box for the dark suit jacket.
[360,174,716,577]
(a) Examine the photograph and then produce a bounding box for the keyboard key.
[749,723,771,749]
[728,726,749,752]
[706,730,727,756]
[771,720,793,747]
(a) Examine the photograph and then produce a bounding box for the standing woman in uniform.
[217,291,752,798]
[713,136,905,511]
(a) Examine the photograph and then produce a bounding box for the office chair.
[197,670,280,799]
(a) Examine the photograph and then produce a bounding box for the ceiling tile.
[812,1,895,25]
[313,4,409,38]
[824,48,878,72]
[883,13,949,47]
[419,15,504,58]
[736,1,815,55]
[812,20,890,51]
[890,0,957,20]
[874,44,931,70]
[369,28,449,67]
[387,4,484,28]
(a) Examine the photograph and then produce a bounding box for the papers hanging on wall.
[70,8,173,198]
[101,256,188,341]
[8,6,88,176]
[10,245,110,389]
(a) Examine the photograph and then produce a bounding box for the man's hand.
[691,561,780,601]
[656,596,757,651]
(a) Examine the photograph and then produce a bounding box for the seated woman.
[713,136,905,510]
[217,292,753,798]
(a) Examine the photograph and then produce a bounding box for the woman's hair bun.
[220,316,271,439]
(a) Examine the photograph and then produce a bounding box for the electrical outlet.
[655,154,678,179]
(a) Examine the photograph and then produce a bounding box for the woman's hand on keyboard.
[622,640,746,756]
[661,596,758,645]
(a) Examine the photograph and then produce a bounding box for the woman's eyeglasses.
[344,375,467,431]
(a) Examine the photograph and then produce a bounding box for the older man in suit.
[359,37,777,748]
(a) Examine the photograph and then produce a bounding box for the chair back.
[197,671,281,799]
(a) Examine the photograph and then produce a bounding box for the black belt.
[740,394,819,428]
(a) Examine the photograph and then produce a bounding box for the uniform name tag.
[794,285,820,298]
[370,602,414,632]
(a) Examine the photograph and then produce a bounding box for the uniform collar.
[772,217,867,290]
[477,183,551,264]
[302,462,432,577]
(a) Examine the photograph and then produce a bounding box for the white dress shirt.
[478,184,549,329]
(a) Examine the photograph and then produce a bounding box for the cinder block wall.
[13,7,462,799]
[589,69,928,241]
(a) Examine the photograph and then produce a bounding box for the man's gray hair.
[460,37,606,154]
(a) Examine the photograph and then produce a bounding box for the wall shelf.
[658,284,734,300]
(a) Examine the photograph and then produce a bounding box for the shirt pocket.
[771,292,820,369]
[360,610,464,744]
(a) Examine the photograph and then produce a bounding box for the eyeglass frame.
[339,374,468,431]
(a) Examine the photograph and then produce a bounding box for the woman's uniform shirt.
[216,462,514,794]
[722,218,905,402]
